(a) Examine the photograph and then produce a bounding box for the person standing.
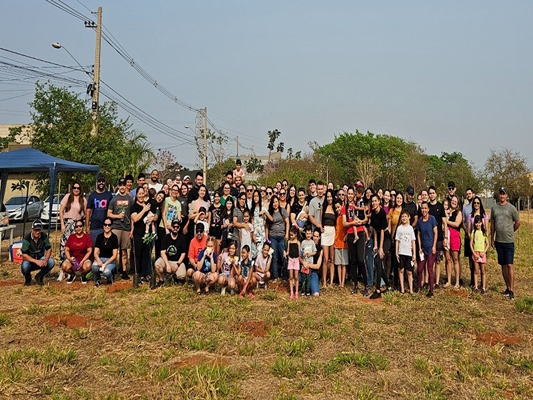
[428,186,448,288]
[130,187,155,286]
[490,187,520,300]
[21,219,55,286]
[86,174,113,245]
[462,188,475,287]
[107,178,134,280]
[416,202,438,298]
[308,181,325,234]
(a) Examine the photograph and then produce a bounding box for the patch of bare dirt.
[359,296,383,304]
[238,320,268,337]
[446,290,469,298]
[173,354,229,369]
[0,280,20,287]
[476,332,522,346]
[44,313,91,328]
[106,281,132,293]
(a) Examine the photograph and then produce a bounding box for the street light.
[51,43,89,76]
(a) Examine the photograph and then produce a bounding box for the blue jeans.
[269,235,285,280]
[92,257,116,282]
[21,257,55,281]
[310,271,320,295]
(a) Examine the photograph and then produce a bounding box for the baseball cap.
[354,181,364,188]
[32,219,43,230]
[499,187,507,194]
[406,186,415,195]
[97,173,105,182]
[195,222,205,232]
[171,219,181,227]
[448,181,456,189]
[118,177,126,186]
[183,175,190,181]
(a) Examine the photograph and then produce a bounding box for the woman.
[91,217,118,286]
[232,193,249,251]
[278,189,291,215]
[59,181,87,266]
[153,190,166,260]
[220,196,235,253]
[220,183,233,206]
[336,188,346,206]
[321,189,336,286]
[209,191,224,254]
[265,195,289,281]
[250,189,267,259]
[468,196,488,234]
[369,194,392,299]
[177,184,190,235]
[382,190,392,214]
[290,188,307,232]
[308,229,323,296]
[189,184,211,223]
[388,192,404,289]
[445,195,462,288]
[286,184,297,210]
[62,220,92,284]
[130,187,154,286]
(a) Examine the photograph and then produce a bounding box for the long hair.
[321,188,337,221]
[470,196,486,220]
[472,214,487,236]
[250,189,262,216]
[64,180,85,213]
[221,196,235,220]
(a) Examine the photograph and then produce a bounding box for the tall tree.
[484,148,532,199]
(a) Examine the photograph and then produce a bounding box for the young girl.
[333,199,348,288]
[395,210,416,294]
[287,226,301,299]
[251,242,272,291]
[194,206,209,234]
[239,210,255,254]
[217,241,239,295]
[237,245,254,298]
[192,236,219,295]
[470,215,489,293]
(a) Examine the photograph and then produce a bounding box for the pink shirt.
[60,194,87,220]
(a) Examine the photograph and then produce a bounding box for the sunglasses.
[75,225,83,228]
[266,191,273,195]
[280,192,286,196]
[196,231,204,234]
[473,201,480,205]
[73,186,81,190]
[448,187,455,190]
[103,223,112,227]
[172,225,180,229]
[247,189,253,192]
[338,193,345,196]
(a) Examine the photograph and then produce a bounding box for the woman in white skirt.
[320,189,337,286]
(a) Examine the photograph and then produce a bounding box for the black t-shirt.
[428,201,446,241]
[161,232,187,262]
[370,208,390,246]
[404,201,418,228]
[131,202,148,236]
[94,232,118,258]
[210,203,223,228]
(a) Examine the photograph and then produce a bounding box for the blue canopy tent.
[0,148,100,235]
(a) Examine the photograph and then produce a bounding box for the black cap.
[195,222,205,232]
[406,186,415,195]
[97,174,105,182]
[171,219,181,227]
[448,181,456,188]
[32,219,43,230]
[499,187,507,194]
[118,177,126,185]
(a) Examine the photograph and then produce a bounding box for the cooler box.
[9,241,24,263]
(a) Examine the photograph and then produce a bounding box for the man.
[188,222,208,275]
[21,219,55,286]
[107,177,134,280]
[308,181,325,233]
[404,186,418,229]
[86,174,114,245]
[306,179,317,204]
[446,181,456,202]
[125,174,134,195]
[490,187,520,300]
[245,184,254,209]
[462,187,475,287]
[233,175,244,193]
[130,173,146,199]
[428,186,448,287]
[187,172,205,204]
[148,169,163,192]
[154,219,187,286]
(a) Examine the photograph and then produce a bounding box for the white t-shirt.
[395,224,416,256]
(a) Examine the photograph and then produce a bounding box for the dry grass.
[0,217,532,399]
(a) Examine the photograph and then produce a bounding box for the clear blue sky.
[1,0,532,172]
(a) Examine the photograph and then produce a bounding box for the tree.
[22,82,154,194]
[194,128,229,169]
[484,148,532,199]
[267,129,282,162]
[152,149,182,182]
[245,155,265,175]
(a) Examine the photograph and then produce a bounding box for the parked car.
[5,195,44,221]
[41,194,65,226]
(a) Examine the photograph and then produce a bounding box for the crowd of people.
[20,161,521,300]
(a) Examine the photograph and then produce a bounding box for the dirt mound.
[238,320,268,337]
[44,313,91,328]
[476,332,522,346]
[173,354,229,369]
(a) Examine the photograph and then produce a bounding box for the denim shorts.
[495,242,514,266]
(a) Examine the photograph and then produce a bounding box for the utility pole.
[195,107,208,182]
[86,6,102,135]
[235,136,239,157]
[203,107,207,182]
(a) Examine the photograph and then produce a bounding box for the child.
[287,227,301,299]
[333,199,348,288]
[295,205,309,229]
[233,158,245,182]
[194,206,209,235]
[470,215,489,294]
[300,226,317,296]
[353,186,369,244]
[239,210,255,254]
[237,245,254,298]
[143,188,160,243]
[395,210,416,294]
[251,242,272,291]
[192,236,218,295]
[217,241,238,295]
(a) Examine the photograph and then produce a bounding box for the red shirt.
[66,233,93,260]
[188,235,208,263]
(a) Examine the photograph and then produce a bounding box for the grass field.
[0,213,532,399]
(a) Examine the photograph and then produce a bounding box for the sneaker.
[363,287,369,297]
[481,288,486,295]
[351,286,358,295]
[57,269,65,282]
[35,273,44,286]
[67,274,76,284]
[221,287,226,296]
[426,291,434,298]
[230,289,235,296]
[434,283,440,289]
[502,288,510,297]
[509,291,515,300]
[156,280,165,288]
[24,278,31,286]
[121,272,130,280]
[306,292,311,297]
[81,275,88,284]
[369,291,381,299]
[289,293,294,299]
[95,280,101,288]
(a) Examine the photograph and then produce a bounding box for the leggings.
[347,231,366,287]
[132,234,151,277]
[417,252,436,291]
[374,236,391,290]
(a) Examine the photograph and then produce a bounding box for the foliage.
[151,149,182,182]
[22,82,154,195]
[484,148,532,199]
[267,129,283,162]
[244,155,265,175]
[194,128,229,169]
[207,158,235,189]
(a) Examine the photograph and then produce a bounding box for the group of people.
[20,164,521,300]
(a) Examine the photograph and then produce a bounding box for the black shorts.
[399,255,414,272]
[209,225,222,240]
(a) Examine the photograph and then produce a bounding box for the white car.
[5,195,44,221]
[41,194,65,226]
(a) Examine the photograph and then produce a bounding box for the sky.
[1,0,532,173]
